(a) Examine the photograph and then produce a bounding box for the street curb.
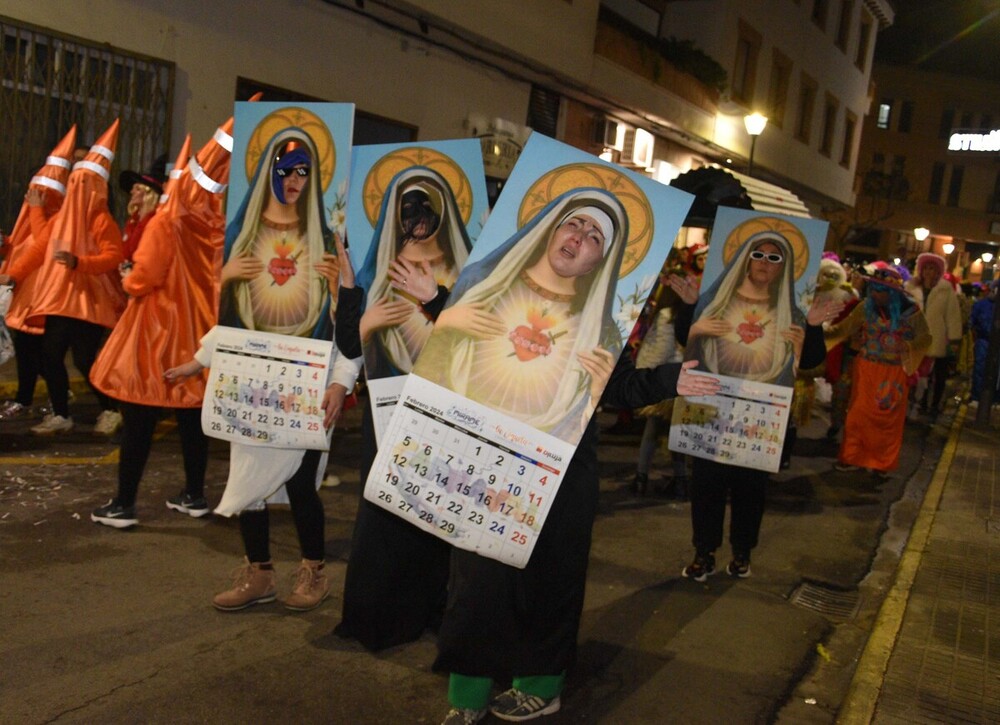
[835,405,967,724]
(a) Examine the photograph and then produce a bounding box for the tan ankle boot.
[283,559,329,611]
[212,557,276,611]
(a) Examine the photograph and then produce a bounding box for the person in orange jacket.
[89,124,230,528]
[0,120,125,435]
[0,126,77,421]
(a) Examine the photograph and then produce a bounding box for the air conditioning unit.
[593,117,626,150]
[631,128,655,168]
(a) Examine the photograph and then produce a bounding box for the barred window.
[527,85,561,138]
[0,16,174,227]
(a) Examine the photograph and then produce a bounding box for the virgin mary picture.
[413,187,628,445]
[219,126,336,339]
[685,230,805,387]
[355,166,473,380]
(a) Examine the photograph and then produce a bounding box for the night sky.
[875,0,1000,81]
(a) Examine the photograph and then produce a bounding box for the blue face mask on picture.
[271,147,312,204]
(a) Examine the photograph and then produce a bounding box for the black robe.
[434,357,683,678]
[333,284,452,651]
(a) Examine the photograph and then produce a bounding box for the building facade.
[0,0,892,234]
[841,63,1000,280]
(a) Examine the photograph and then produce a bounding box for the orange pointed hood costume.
[90,118,235,407]
[19,120,125,330]
[158,133,191,206]
[3,126,77,334]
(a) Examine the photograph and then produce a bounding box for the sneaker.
[283,559,330,611]
[212,558,276,611]
[0,401,28,421]
[833,462,859,472]
[166,493,211,518]
[726,557,752,578]
[441,708,487,725]
[490,689,561,722]
[681,552,716,582]
[93,410,123,435]
[31,414,73,435]
[91,499,138,529]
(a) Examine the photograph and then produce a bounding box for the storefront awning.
[670,166,812,227]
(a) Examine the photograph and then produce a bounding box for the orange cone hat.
[72,118,119,193]
[190,117,235,196]
[2,125,78,333]
[159,133,192,206]
[3,124,77,260]
[30,124,78,214]
[47,117,119,256]
[23,118,125,330]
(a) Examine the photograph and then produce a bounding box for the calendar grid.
[668,371,791,473]
[203,328,333,450]
[365,376,572,568]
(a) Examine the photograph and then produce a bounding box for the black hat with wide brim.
[119,170,164,195]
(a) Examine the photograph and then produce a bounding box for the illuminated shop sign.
[948,130,1000,152]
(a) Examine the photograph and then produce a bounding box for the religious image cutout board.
[668,207,829,472]
[365,133,694,568]
[346,140,489,444]
[203,102,355,449]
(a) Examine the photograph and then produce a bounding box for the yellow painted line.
[0,421,176,466]
[836,405,966,724]
[0,449,120,465]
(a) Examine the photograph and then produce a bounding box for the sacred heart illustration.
[508,307,561,361]
[736,311,767,344]
[268,242,298,286]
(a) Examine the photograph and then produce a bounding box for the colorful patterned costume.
[828,284,930,472]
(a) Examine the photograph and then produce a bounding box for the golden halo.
[244,107,336,192]
[362,147,474,228]
[720,216,810,281]
[518,163,653,278]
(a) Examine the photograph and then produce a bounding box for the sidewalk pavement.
[838,402,1000,723]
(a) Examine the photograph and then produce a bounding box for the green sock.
[448,673,493,710]
[512,673,565,700]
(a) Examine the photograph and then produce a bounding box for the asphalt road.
[0,388,950,724]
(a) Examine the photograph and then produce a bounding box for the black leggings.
[690,457,767,557]
[11,330,43,406]
[115,402,208,508]
[41,315,112,416]
[238,449,325,563]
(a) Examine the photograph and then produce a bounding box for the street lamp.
[744,112,768,177]
[982,252,994,264]
[913,227,930,242]
[942,242,955,255]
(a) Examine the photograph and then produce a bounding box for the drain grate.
[788,581,861,621]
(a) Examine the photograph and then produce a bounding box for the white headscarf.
[422,188,627,435]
